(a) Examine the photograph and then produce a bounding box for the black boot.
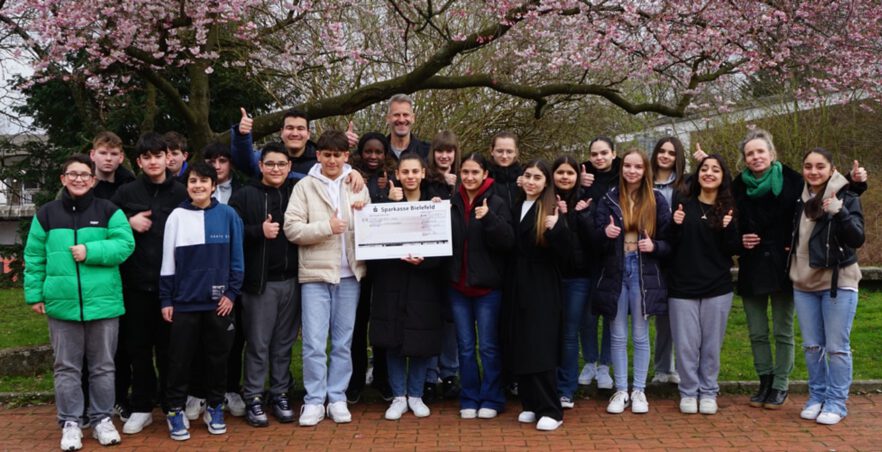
[749,374,773,407]
[763,388,789,409]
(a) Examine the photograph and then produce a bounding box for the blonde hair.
[618,148,657,238]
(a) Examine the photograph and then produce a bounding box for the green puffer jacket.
[24,189,135,321]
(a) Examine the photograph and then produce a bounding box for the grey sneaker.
[272,395,295,423]
[245,397,269,427]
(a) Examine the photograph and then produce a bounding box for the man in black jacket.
[385,94,429,161]
[228,143,301,428]
[111,133,188,435]
[90,131,135,200]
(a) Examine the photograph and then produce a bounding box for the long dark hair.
[686,153,736,230]
[427,130,459,186]
[651,136,687,193]
[352,132,394,175]
[802,147,835,220]
[551,154,580,212]
[520,159,556,246]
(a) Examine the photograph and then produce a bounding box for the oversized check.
[354,200,452,260]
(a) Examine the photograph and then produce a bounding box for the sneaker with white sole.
[91,417,121,446]
[518,411,536,423]
[166,409,190,441]
[536,416,563,431]
[460,408,477,419]
[185,396,206,421]
[596,365,613,389]
[699,398,718,415]
[224,392,246,417]
[408,397,430,418]
[816,411,843,425]
[299,404,325,426]
[607,390,629,414]
[113,404,130,423]
[477,408,497,419]
[122,412,152,434]
[630,390,649,414]
[669,372,681,384]
[327,401,352,423]
[385,397,408,420]
[560,396,574,409]
[651,373,669,384]
[578,363,596,385]
[800,403,823,420]
[680,397,698,414]
[203,403,227,434]
[61,421,83,451]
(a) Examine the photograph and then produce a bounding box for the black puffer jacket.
[111,172,187,292]
[228,179,299,295]
[94,166,135,200]
[591,187,672,318]
[449,180,514,290]
[488,163,523,209]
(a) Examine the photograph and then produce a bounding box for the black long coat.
[503,201,571,375]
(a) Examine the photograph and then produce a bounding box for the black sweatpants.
[166,310,235,409]
[349,276,388,395]
[122,288,169,413]
[518,369,562,421]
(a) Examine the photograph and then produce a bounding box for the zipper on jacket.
[825,223,832,267]
[278,187,289,273]
[73,206,85,322]
[259,192,268,293]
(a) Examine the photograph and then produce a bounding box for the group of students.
[23,94,868,450]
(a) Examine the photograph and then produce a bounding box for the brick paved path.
[1,394,880,451]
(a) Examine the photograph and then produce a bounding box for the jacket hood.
[307,162,353,185]
[180,197,219,211]
[654,170,677,187]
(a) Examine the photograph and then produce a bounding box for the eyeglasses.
[262,161,290,169]
[64,172,94,181]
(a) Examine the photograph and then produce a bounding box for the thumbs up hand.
[475,198,489,220]
[329,209,347,234]
[822,194,843,215]
[673,203,685,225]
[263,214,280,239]
[575,198,592,212]
[722,209,734,228]
[545,205,560,230]
[239,107,253,135]
[851,159,868,183]
[345,121,359,149]
[556,194,568,215]
[605,215,621,239]
[580,164,595,188]
[388,178,403,201]
[637,229,655,253]
[693,142,708,161]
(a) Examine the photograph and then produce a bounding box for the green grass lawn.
[2,288,880,393]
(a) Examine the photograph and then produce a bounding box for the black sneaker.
[423,382,438,404]
[346,387,362,405]
[113,403,131,423]
[372,382,394,402]
[245,397,269,428]
[441,376,460,400]
[272,395,294,423]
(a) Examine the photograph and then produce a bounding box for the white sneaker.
[327,401,352,423]
[607,390,629,414]
[651,373,669,384]
[122,412,152,434]
[680,397,698,414]
[536,416,563,431]
[460,408,477,419]
[408,397,431,418]
[298,404,325,426]
[61,421,83,451]
[578,363,596,385]
[669,372,681,384]
[518,411,536,423]
[630,390,649,414]
[816,411,843,425]
[185,396,206,421]
[699,398,718,415]
[91,417,121,446]
[560,396,575,409]
[800,403,823,420]
[385,397,408,420]
[477,408,497,419]
[596,365,613,389]
[224,392,246,417]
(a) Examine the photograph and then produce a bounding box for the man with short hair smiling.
[385,94,429,161]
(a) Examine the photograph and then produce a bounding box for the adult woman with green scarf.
[731,129,867,410]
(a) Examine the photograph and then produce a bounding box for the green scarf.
[741,160,783,198]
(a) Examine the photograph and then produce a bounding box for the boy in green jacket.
[24,155,135,451]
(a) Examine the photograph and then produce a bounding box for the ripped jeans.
[793,289,858,417]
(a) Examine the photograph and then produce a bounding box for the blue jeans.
[558,277,590,398]
[793,288,858,417]
[449,288,505,411]
[426,321,459,383]
[611,252,650,391]
[581,285,611,366]
[301,277,360,405]
[387,350,432,398]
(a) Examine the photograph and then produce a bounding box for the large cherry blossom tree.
[1,0,880,149]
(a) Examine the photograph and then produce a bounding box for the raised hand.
[637,229,655,253]
[345,121,358,149]
[263,214,280,239]
[129,210,152,233]
[580,164,594,188]
[742,233,761,249]
[673,203,685,225]
[693,142,708,161]
[545,205,560,230]
[388,178,403,201]
[329,209,347,234]
[722,209,734,228]
[575,198,592,211]
[239,107,253,135]
[605,215,621,239]
[556,194,568,214]
[852,159,868,183]
[475,198,489,220]
[822,194,843,214]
